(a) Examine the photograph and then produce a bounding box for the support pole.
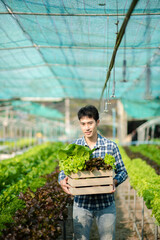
[155,225,158,240]
[112,108,116,141]
[65,98,70,137]
[117,100,127,144]
[141,199,144,240]
[128,182,131,219]
[29,127,32,147]
[133,189,136,231]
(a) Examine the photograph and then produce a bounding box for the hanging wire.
[103,88,109,113]
[100,15,108,113]
[111,65,116,98]
[103,16,110,113]
[144,2,152,99]
[61,0,70,14]
[83,0,88,14]
[99,0,139,105]
[121,30,128,82]
[104,0,120,110]
[121,0,128,83]
[110,0,119,98]
[107,16,111,101]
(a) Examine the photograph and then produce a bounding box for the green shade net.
[12,101,64,120]
[0,0,160,119]
[121,98,160,119]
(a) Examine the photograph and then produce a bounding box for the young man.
[58,105,128,240]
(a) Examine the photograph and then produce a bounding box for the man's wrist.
[113,179,118,187]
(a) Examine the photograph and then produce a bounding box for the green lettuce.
[57,144,95,175]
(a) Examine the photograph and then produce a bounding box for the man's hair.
[78,105,99,121]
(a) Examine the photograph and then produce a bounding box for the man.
[58,105,128,240]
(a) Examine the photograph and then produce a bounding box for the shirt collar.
[82,133,105,149]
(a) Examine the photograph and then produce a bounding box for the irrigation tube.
[1,12,160,16]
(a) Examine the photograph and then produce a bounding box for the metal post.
[128,182,131,219]
[3,122,6,143]
[112,108,116,141]
[117,100,127,144]
[141,198,144,240]
[133,189,136,230]
[146,127,149,141]
[10,111,14,139]
[24,127,28,144]
[14,125,17,152]
[151,125,155,140]
[65,98,70,137]
[155,224,158,240]
[29,127,32,147]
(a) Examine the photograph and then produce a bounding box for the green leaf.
[57,144,96,175]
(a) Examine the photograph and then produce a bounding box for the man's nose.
[85,124,90,130]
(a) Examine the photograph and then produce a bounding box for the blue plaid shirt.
[58,133,128,210]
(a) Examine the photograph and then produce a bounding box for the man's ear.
[97,119,100,126]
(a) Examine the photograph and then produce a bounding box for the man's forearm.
[113,179,118,187]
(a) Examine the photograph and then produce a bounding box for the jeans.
[73,201,116,240]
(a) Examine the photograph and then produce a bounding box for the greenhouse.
[0,0,160,239]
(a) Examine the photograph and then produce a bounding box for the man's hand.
[110,179,117,193]
[60,176,71,195]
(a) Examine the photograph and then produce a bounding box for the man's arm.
[58,170,71,195]
[112,143,128,187]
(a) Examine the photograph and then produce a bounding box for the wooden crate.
[68,170,113,195]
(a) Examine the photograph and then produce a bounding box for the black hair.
[77,105,99,121]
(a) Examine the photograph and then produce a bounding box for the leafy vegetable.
[85,157,114,171]
[104,154,116,169]
[120,146,160,225]
[0,138,37,153]
[1,169,72,239]
[0,142,65,232]
[0,142,63,192]
[58,144,96,175]
[129,144,160,166]
[58,144,115,174]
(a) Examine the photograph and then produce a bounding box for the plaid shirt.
[58,133,128,210]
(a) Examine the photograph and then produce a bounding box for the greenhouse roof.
[0,1,160,113]
[0,100,64,120]
[11,100,64,119]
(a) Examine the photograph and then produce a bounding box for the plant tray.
[68,170,113,195]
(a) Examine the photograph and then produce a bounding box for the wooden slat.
[69,170,113,179]
[68,176,113,187]
[69,185,113,195]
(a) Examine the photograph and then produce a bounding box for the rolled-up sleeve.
[112,143,128,186]
[58,170,66,183]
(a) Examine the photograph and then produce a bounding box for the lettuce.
[57,144,96,175]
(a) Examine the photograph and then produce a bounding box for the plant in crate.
[58,144,116,195]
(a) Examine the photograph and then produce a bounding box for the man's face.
[79,116,99,139]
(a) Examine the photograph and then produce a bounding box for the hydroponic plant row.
[124,146,160,175]
[120,146,160,225]
[0,138,37,153]
[0,142,64,193]
[1,168,72,240]
[129,144,160,166]
[0,142,66,236]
